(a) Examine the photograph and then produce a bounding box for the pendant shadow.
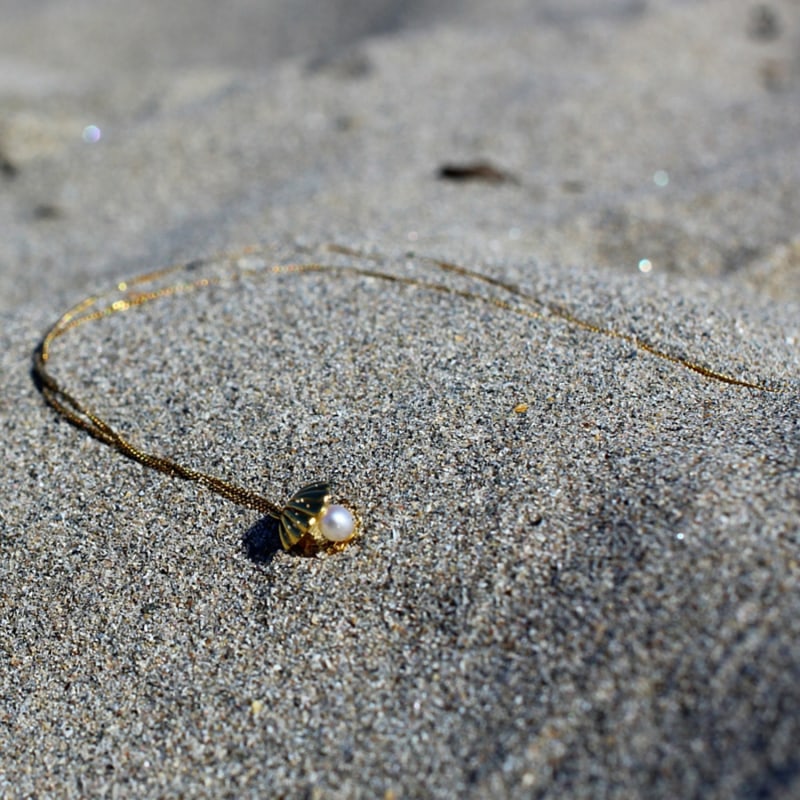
[242,516,283,564]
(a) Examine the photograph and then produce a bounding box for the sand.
[1,1,799,797]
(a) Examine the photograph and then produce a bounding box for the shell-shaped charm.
[279,481,357,551]
[279,481,330,550]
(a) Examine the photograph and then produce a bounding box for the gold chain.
[32,245,787,546]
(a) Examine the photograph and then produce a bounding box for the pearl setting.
[319,503,355,542]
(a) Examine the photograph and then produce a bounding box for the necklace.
[32,244,784,554]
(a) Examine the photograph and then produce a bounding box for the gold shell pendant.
[279,482,357,551]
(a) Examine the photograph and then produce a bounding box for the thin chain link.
[32,245,787,519]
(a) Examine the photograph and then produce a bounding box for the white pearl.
[319,504,355,542]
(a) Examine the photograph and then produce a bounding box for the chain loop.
[33,244,787,539]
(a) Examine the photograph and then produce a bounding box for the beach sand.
[2,1,799,796]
